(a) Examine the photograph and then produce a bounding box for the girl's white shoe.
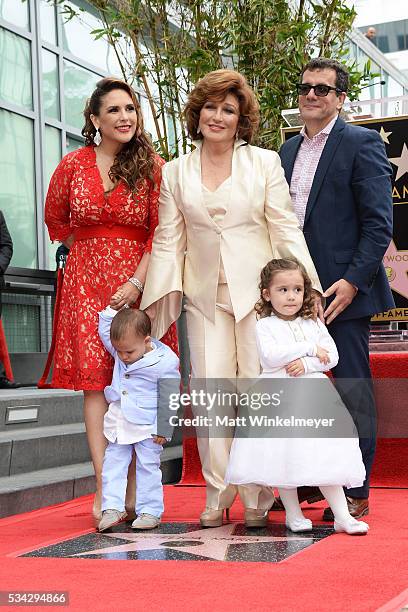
[334,517,369,535]
[285,517,313,532]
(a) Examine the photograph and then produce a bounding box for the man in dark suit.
[0,210,19,389]
[279,58,394,519]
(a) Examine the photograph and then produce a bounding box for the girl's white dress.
[225,314,366,488]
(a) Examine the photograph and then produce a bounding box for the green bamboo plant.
[48,0,371,156]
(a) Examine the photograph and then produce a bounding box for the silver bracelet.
[128,276,144,293]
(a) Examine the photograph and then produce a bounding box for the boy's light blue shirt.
[98,307,180,437]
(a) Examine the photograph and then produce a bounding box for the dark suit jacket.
[0,211,13,290]
[279,116,394,321]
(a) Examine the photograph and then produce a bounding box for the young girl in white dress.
[225,258,369,535]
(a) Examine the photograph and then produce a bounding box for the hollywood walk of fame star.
[389,143,408,181]
[379,126,392,145]
[74,524,312,562]
[383,240,408,300]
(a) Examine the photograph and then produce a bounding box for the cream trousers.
[185,284,274,510]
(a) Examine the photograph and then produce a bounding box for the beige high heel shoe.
[244,508,269,528]
[200,507,230,528]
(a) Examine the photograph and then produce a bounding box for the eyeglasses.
[296,83,342,97]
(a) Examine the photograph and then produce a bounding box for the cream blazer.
[141,139,322,339]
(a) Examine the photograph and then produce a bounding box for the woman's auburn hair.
[184,69,260,143]
[82,77,157,192]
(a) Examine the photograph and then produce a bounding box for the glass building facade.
[352,0,408,80]
[0,0,134,274]
[346,29,408,102]
[359,19,408,54]
[0,0,147,364]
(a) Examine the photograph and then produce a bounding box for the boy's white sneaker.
[131,513,161,530]
[98,509,127,532]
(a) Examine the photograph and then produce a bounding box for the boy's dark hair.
[301,57,349,93]
[110,308,151,342]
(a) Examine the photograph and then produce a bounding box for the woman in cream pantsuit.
[141,70,322,528]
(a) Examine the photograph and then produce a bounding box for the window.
[61,0,121,74]
[397,34,408,51]
[42,49,60,120]
[63,59,99,129]
[0,0,150,274]
[0,27,32,110]
[0,0,29,30]
[39,0,57,45]
[377,36,389,53]
[0,0,187,370]
[44,126,61,270]
[0,109,37,269]
[359,19,408,54]
[66,135,84,153]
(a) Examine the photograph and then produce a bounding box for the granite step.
[0,422,90,476]
[0,389,83,431]
[369,342,408,352]
[0,445,183,519]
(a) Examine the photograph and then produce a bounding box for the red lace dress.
[45,145,178,391]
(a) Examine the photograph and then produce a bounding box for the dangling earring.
[235,130,239,141]
[94,128,102,146]
[197,125,201,134]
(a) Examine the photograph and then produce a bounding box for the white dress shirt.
[290,116,337,228]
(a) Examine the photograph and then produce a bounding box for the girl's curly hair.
[255,258,315,319]
[82,77,156,192]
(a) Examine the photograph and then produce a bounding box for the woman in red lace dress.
[45,77,178,523]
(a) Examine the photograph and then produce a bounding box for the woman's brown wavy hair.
[82,77,156,192]
[255,258,315,320]
[184,69,260,143]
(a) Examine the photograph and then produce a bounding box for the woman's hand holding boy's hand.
[110,281,140,310]
[152,435,166,445]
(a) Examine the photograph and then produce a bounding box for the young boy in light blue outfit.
[98,306,179,532]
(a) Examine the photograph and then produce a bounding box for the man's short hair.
[110,309,151,342]
[301,58,349,93]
